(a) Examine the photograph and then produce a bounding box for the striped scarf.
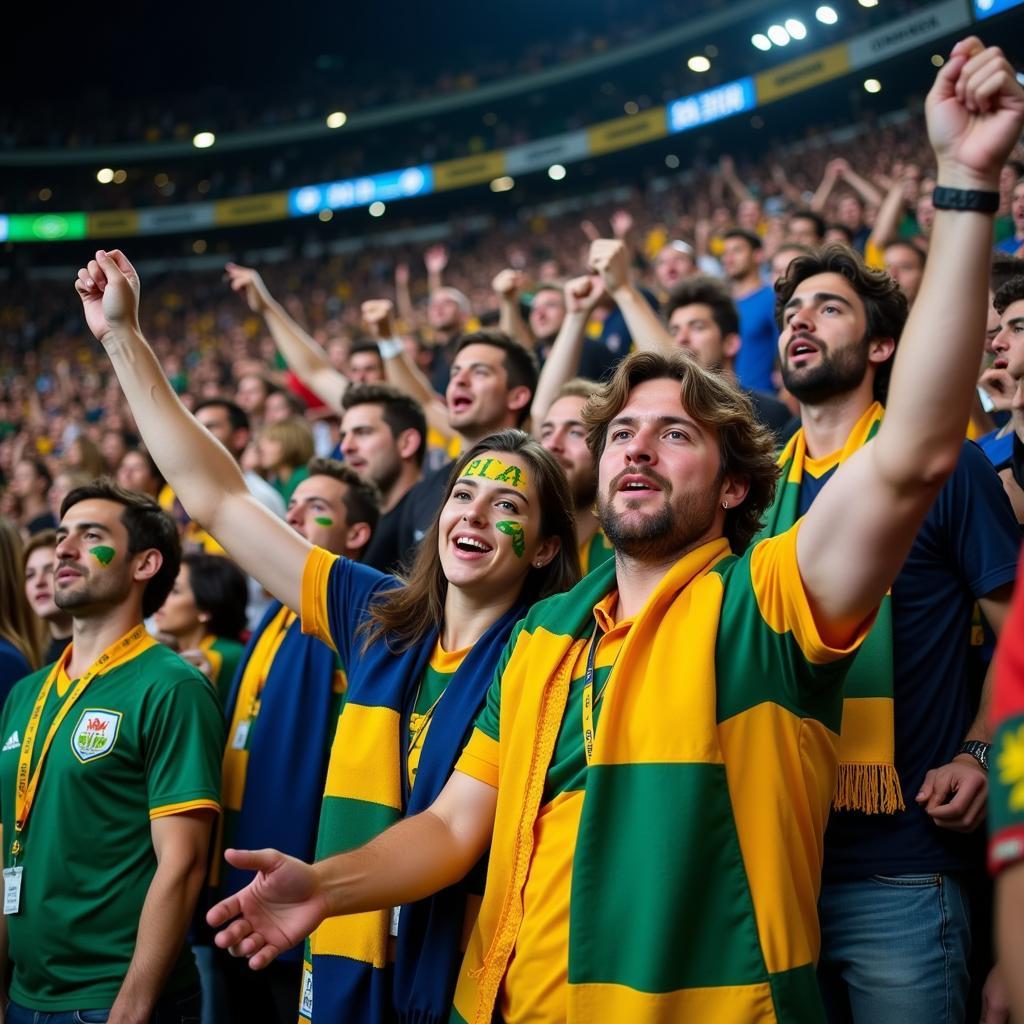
[453,535,855,1023]
[756,401,903,815]
[212,601,340,962]
[307,603,524,1024]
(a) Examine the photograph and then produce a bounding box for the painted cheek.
[495,521,526,558]
[314,517,334,527]
[89,546,116,567]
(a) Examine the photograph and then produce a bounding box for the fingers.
[213,916,253,949]
[223,847,280,872]
[915,769,936,804]
[87,258,108,292]
[247,943,282,970]
[206,893,242,927]
[103,249,137,282]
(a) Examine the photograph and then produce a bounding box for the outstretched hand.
[207,848,329,970]
[225,263,272,314]
[927,38,1024,189]
[74,249,141,343]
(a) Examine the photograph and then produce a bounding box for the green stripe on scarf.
[755,401,903,814]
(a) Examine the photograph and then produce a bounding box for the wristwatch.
[931,186,999,214]
[957,740,990,772]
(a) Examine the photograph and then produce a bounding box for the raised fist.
[75,250,141,344]
[611,209,634,239]
[225,263,271,314]
[362,299,396,339]
[424,245,449,275]
[588,238,631,294]
[564,274,606,315]
[394,262,410,287]
[492,268,523,299]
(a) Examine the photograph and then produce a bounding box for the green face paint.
[89,545,115,567]
[496,521,526,558]
[462,456,527,492]
[314,516,334,527]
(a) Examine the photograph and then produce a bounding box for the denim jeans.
[817,873,971,1024]
[6,987,201,1024]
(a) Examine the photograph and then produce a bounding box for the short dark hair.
[193,398,250,434]
[19,457,52,491]
[789,210,827,241]
[266,390,307,418]
[454,330,539,424]
[994,275,1024,315]
[825,223,854,245]
[181,553,248,639]
[884,239,927,268]
[349,341,385,365]
[775,243,908,403]
[665,276,740,338]
[305,457,381,544]
[992,253,1024,294]
[123,447,165,490]
[60,477,181,618]
[341,384,427,467]
[723,228,763,251]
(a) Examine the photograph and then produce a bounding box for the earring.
[721,501,729,510]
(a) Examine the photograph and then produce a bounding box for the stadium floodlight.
[858,0,879,6]
[751,33,772,50]
[369,201,386,217]
[687,56,711,73]
[548,164,567,181]
[326,111,347,129]
[192,131,216,149]
[784,18,807,39]
[815,5,839,23]
[864,78,882,93]
[767,24,791,45]
[490,176,515,192]
[96,168,114,184]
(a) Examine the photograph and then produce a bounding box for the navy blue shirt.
[798,441,1020,879]
[734,286,778,394]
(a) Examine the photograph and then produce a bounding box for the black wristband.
[958,740,990,772]
[932,186,999,213]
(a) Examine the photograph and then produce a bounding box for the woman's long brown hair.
[361,430,580,652]
[0,517,44,670]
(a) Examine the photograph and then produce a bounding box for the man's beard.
[781,334,870,405]
[597,468,721,561]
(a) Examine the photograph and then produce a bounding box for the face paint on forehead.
[496,521,526,558]
[89,546,116,567]
[462,456,528,492]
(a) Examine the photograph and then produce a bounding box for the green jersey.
[0,640,224,1011]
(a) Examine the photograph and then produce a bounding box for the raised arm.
[492,269,535,351]
[75,250,309,611]
[225,263,350,412]
[810,159,844,213]
[589,238,674,354]
[530,274,606,421]
[796,40,1024,638]
[424,245,448,294]
[866,169,915,253]
[207,770,497,969]
[840,163,884,209]
[719,154,755,204]
[394,261,417,328]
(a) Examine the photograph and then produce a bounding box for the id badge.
[389,905,401,938]
[3,866,23,915]
[231,720,251,750]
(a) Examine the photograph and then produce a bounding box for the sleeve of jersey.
[146,673,225,820]
[989,561,1024,875]
[749,521,876,670]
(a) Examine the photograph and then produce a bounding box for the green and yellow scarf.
[758,401,903,814]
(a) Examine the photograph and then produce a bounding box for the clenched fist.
[492,268,523,300]
[588,239,632,295]
[362,299,396,339]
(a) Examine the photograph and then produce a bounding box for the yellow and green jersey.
[577,528,614,577]
[0,643,223,1011]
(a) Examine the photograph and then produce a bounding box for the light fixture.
[326,111,347,129]
[369,201,386,217]
[864,78,882,93]
[489,176,515,193]
[96,168,114,184]
[623,100,640,115]
[767,24,791,45]
[687,55,711,73]
[154,173,169,187]
[784,18,807,39]
[192,239,207,254]
[548,164,567,181]
[112,170,127,184]
[931,54,945,67]
[858,0,879,7]
[665,154,680,169]
[815,5,839,23]
[751,33,772,50]
[38,188,52,201]
[192,131,216,149]
[318,209,333,222]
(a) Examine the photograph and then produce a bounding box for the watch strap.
[958,739,990,771]
[932,186,999,214]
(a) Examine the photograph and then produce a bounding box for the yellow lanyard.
[582,627,605,767]
[12,625,154,861]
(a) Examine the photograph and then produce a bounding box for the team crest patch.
[71,709,123,763]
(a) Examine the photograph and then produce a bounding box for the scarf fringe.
[832,762,906,814]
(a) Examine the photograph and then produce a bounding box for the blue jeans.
[6,988,201,1024]
[817,873,971,1024]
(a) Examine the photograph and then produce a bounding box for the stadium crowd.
[0,31,1024,1024]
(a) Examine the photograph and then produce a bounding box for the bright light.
[326,111,347,129]
[113,169,127,184]
[931,54,945,67]
[785,18,807,39]
[548,164,567,181]
[96,168,114,184]
[368,201,386,217]
[751,33,772,50]
[687,55,711,73]
[489,175,515,193]
[858,0,879,6]
[192,131,216,149]
[767,24,791,45]
[318,209,333,222]
[815,5,839,22]
[864,78,882,93]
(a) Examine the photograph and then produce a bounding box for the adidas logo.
[2,731,20,752]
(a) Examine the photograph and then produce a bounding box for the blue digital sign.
[973,0,1024,17]
[666,77,757,134]
[288,165,434,217]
